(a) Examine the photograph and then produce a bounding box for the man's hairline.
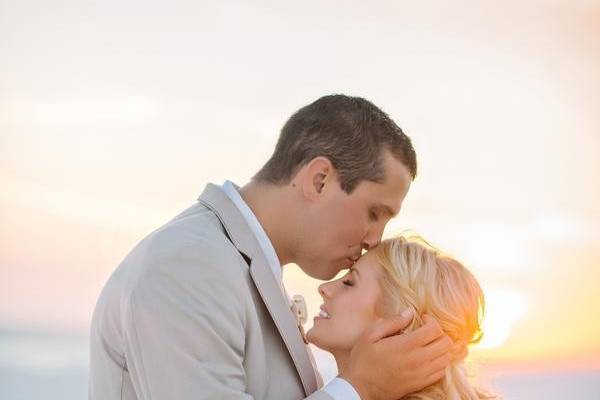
[253,151,413,195]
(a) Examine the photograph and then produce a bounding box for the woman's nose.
[318,282,333,298]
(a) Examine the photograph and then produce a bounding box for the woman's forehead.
[353,254,383,279]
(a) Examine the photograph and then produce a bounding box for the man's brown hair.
[254,94,417,193]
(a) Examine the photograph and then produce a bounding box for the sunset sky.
[1,0,599,388]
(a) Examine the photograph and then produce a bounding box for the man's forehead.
[355,178,405,213]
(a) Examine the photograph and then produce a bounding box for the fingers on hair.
[366,315,412,342]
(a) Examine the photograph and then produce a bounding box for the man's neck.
[238,180,294,266]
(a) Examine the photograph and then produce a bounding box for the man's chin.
[297,263,340,280]
[315,266,341,281]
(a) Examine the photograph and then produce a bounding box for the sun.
[476,288,529,349]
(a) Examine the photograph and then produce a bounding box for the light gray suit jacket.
[89,183,332,400]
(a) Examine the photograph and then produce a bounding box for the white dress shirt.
[222,181,360,400]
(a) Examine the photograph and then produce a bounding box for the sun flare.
[477,289,529,349]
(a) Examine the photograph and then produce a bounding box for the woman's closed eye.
[342,279,354,287]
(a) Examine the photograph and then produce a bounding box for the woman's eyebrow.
[349,267,360,279]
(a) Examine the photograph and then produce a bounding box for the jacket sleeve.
[120,241,337,400]
[305,391,336,400]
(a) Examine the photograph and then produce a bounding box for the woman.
[306,235,493,400]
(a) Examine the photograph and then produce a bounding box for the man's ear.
[302,157,333,199]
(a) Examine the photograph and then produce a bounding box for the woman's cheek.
[339,317,368,348]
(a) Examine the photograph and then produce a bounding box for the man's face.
[297,151,412,280]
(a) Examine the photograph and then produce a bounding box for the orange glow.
[1,3,599,391]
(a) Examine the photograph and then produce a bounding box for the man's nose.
[361,240,378,251]
[361,226,384,251]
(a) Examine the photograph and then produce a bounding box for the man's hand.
[340,312,452,400]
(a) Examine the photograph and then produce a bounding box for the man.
[89,95,452,400]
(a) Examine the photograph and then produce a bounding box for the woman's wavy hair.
[371,235,495,400]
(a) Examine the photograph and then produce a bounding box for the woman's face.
[306,252,383,353]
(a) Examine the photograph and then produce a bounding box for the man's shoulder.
[91,200,252,356]
[142,201,230,253]
[108,202,246,293]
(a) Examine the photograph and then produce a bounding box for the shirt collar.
[221,180,286,296]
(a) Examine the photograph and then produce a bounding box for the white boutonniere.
[290,294,308,343]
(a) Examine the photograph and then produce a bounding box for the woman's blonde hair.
[371,235,493,400]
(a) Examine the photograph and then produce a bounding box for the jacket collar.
[198,183,319,395]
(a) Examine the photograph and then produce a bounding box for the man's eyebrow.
[376,204,398,218]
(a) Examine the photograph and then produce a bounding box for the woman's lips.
[314,305,331,321]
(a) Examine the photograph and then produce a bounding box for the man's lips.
[342,258,355,267]
[341,253,361,266]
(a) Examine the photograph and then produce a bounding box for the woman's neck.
[332,350,351,376]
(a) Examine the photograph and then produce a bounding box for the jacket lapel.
[198,183,319,396]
